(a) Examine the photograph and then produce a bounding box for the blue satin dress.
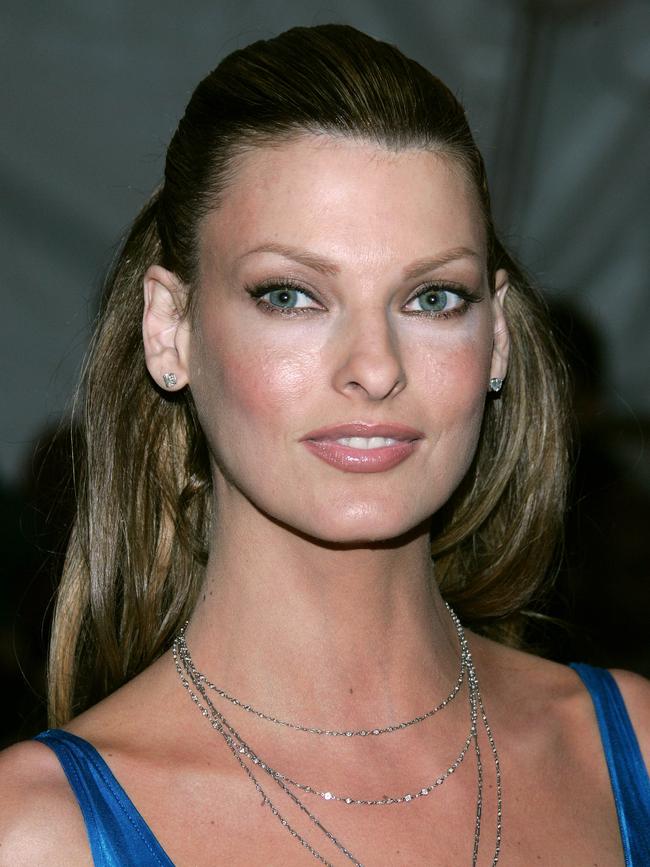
[35,664,650,866]
[570,664,650,866]
[34,728,173,865]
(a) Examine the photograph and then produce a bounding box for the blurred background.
[1,0,649,747]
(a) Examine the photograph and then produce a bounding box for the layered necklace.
[172,603,502,866]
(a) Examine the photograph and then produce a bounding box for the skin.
[144,135,510,717]
[0,136,648,866]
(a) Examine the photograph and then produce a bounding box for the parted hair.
[49,24,570,725]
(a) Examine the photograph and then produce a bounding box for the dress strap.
[35,729,174,866]
[570,663,650,866]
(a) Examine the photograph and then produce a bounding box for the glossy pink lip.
[300,423,424,474]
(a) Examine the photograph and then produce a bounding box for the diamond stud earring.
[162,372,178,389]
[489,377,503,393]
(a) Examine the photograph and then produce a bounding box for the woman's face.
[150,135,509,544]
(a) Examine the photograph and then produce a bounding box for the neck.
[186,503,461,728]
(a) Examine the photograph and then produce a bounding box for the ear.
[142,265,191,390]
[490,269,510,382]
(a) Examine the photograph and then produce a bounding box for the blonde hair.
[49,24,570,724]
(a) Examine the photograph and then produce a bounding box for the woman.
[1,24,648,866]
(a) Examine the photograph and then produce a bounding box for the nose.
[331,309,407,401]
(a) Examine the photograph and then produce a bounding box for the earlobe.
[142,265,191,391]
[489,269,510,387]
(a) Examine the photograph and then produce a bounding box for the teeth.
[336,436,398,449]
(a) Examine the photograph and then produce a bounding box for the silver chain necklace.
[172,604,502,866]
[177,611,467,737]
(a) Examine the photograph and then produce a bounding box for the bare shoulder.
[0,658,174,867]
[469,634,606,742]
[472,633,650,761]
[468,631,585,707]
[0,739,91,866]
[609,667,650,764]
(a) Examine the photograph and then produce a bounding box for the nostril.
[331,320,406,400]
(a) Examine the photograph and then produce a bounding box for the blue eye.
[405,286,466,315]
[249,282,320,312]
[266,287,302,308]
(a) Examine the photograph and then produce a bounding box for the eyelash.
[404,282,483,319]
[245,278,482,319]
[245,278,321,316]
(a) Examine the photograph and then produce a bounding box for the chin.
[282,498,434,547]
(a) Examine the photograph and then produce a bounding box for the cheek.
[226,349,317,422]
[418,327,492,408]
[415,329,493,475]
[191,323,320,440]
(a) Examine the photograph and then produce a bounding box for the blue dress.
[35,664,650,866]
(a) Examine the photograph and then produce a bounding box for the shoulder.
[469,632,584,708]
[0,738,91,866]
[475,635,650,764]
[609,667,650,766]
[469,635,608,744]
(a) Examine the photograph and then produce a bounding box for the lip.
[300,422,424,474]
[301,422,424,441]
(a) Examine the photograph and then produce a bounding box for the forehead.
[198,135,486,273]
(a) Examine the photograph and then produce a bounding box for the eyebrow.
[236,243,481,279]
[237,243,340,276]
[402,247,482,280]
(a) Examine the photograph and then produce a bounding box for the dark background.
[2,0,649,747]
